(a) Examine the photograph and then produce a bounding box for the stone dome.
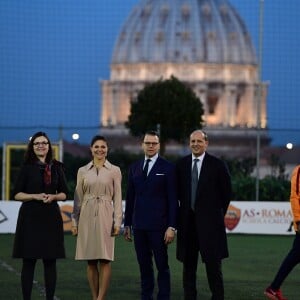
[101,0,267,133]
[112,0,257,65]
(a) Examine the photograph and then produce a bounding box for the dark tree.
[125,76,204,154]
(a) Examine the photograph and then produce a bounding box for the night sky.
[0,0,299,146]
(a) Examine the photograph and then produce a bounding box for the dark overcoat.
[176,152,232,263]
[12,161,68,259]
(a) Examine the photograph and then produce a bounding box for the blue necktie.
[143,159,151,178]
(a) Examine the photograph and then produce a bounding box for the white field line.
[0,259,60,300]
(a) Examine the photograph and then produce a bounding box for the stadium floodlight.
[72,133,80,141]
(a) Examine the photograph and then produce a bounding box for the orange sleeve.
[290,165,300,230]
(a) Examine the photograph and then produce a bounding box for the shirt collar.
[192,152,205,161]
[87,159,112,170]
[144,153,158,164]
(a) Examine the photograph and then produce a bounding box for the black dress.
[12,161,69,259]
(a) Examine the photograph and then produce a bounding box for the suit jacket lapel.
[198,154,208,187]
[186,155,193,182]
[139,159,145,177]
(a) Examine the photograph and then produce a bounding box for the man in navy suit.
[176,130,232,300]
[124,130,178,300]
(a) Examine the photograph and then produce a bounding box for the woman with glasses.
[12,131,68,300]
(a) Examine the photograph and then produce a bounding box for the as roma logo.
[60,204,73,232]
[224,204,241,231]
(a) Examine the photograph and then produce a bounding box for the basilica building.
[100,0,269,156]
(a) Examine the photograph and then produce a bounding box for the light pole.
[255,0,264,201]
[58,125,64,162]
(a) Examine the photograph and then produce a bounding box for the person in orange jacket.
[264,165,300,300]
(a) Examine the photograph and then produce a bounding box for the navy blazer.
[124,156,178,231]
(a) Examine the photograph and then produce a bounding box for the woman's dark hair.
[90,135,107,147]
[24,131,53,163]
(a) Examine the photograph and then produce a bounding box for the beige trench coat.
[72,160,122,261]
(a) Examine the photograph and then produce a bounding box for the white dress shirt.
[143,153,158,176]
[192,152,205,178]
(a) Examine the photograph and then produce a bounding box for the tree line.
[0,76,291,201]
[62,150,290,202]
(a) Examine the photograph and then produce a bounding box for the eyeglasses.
[143,142,159,146]
[33,142,49,146]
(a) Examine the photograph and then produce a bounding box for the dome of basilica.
[112,0,257,65]
[101,0,267,137]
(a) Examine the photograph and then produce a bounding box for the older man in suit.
[124,130,178,300]
[176,130,232,300]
